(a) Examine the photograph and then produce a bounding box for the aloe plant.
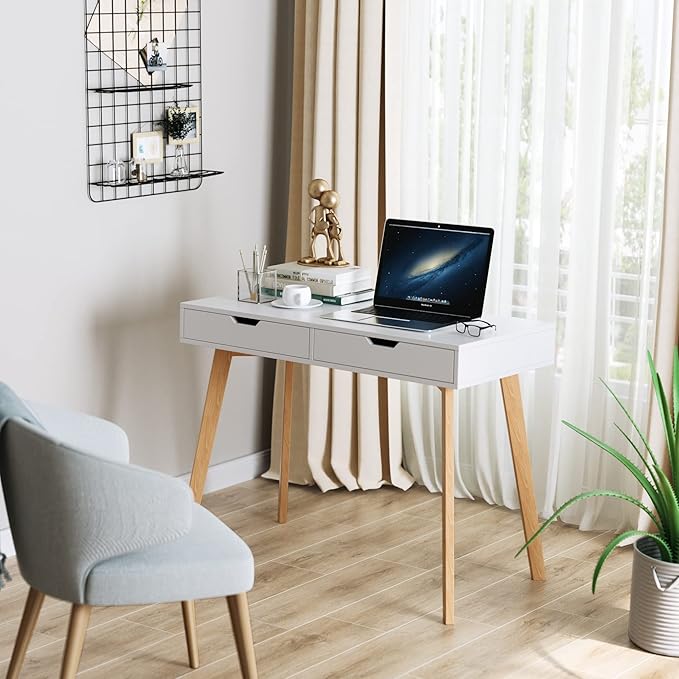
[517,346,679,593]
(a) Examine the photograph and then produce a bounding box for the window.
[395,0,671,391]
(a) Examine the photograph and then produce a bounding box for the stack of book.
[265,262,374,305]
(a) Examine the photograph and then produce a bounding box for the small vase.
[171,145,189,177]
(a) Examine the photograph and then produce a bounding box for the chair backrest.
[0,385,194,603]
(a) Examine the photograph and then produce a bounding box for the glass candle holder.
[106,159,126,185]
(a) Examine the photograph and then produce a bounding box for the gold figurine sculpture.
[298,178,350,267]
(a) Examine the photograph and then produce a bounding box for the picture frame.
[167,107,201,145]
[131,131,164,163]
[140,38,169,74]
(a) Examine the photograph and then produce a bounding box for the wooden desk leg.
[440,387,455,625]
[277,361,294,524]
[500,374,546,581]
[189,349,234,503]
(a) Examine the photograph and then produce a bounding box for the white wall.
[0,1,294,543]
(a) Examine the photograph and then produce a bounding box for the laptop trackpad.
[323,311,419,329]
[362,316,414,328]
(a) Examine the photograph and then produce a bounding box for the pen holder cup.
[237,269,277,304]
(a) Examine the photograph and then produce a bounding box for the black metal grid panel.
[85,0,222,202]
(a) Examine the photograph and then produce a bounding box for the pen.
[239,249,253,294]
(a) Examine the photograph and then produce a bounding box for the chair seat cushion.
[84,504,254,605]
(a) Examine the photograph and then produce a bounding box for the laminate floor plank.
[515,614,652,679]
[0,618,58,663]
[411,607,605,679]
[245,513,363,565]
[80,615,282,678]
[251,557,424,630]
[293,613,493,679]
[330,560,509,633]
[276,513,437,574]
[183,616,378,679]
[0,619,167,678]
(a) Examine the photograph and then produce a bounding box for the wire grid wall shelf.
[85,0,222,202]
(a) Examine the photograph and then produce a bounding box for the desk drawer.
[313,330,455,383]
[183,309,310,359]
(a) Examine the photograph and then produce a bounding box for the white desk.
[180,297,555,625]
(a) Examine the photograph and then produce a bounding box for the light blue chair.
[0,385,258,678]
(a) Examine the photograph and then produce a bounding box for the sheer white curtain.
[389,0,673,530]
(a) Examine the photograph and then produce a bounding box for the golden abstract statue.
[298,178,350,267]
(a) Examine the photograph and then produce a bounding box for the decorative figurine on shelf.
[320,191,350,266]
[298,178,331,264]
[298,178,350,267]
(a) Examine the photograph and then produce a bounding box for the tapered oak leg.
[190,349,234,503]
[500,374,546,581]
[181,600,199,669]
[227,593,258,679]
[60,604,91,679]
[440,387,455,625]
[277,361,294,524]
[6,587,45,679]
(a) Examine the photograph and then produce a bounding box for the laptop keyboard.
[355,306,462,324]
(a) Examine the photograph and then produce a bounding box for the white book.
[266,261,371,285]
[268,288,375,305]
[270,276,371,297]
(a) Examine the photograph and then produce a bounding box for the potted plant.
[519,347,679,656]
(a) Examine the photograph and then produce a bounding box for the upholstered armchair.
[0,385,258,678]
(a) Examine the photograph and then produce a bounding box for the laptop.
[322,219,494,332]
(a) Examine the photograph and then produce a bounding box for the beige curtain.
[264,0,413,491]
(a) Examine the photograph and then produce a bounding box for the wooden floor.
[1,478,677,678]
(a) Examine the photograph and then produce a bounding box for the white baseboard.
[178,449,271,494]
[0,449,271,559]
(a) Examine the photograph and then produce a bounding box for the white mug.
[282,284,312,307]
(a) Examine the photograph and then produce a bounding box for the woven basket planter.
[629,536,679,656]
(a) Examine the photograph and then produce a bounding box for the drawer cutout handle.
[231,316,260,327]
[367,337,399,349]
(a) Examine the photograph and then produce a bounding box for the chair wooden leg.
[277,360,294,524]
[226,593,258,679]
[6,587,45,679]
[181,600,200,669]
[59,604,91,679]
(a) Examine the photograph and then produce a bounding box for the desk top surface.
[181,297,554,352]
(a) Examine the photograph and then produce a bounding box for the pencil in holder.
[237,269,277,304]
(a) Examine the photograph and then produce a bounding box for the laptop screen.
[373,220,494,318]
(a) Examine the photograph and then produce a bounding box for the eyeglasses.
[455,320,496,337]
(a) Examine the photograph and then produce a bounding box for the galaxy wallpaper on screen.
[376,225,492,316]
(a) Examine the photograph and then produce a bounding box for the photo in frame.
[131,131,164,163]
[167,107,201,145]
[140,38,169,74]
